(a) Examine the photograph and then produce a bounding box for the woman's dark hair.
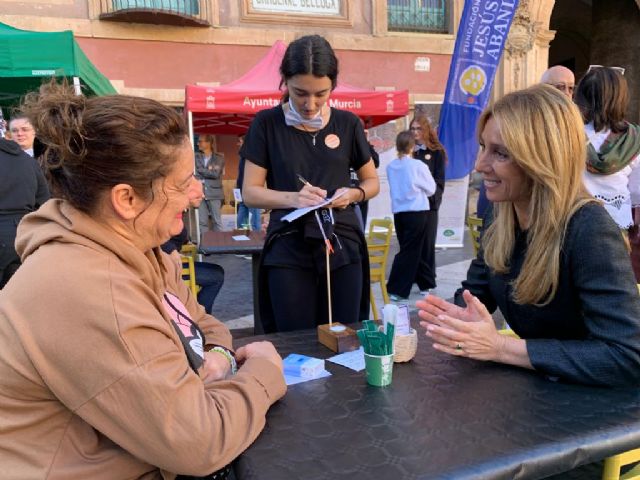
[574,67,629,133]
[21,81,188,214]
[396,130,415,155]
[279,35,339,102]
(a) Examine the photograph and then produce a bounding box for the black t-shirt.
[240,105,372,269]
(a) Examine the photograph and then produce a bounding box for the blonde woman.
[418,84,640,387]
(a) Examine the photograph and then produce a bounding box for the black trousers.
[267,262,363,332]
[387,210,436,298]
[0,215,22,289]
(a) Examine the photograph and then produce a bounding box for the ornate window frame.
[240,0,352,28]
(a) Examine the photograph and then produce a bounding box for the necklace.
[300,123,320,146]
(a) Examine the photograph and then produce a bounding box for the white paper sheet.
[231,235,250,241]
[326,347,365,372]
[281,189,348,222]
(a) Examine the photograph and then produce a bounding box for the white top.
[582,122,640,228]
[386,154,436,214]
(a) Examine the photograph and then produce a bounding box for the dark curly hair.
[20,81,188,214]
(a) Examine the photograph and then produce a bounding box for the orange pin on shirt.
[325,134,340,149]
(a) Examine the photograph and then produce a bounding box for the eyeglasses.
[9,126,34,134]
[550,83,574,94]
[587,65,625,76]
[410,127,422,131]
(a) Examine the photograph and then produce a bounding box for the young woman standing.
[241,35,379,333]
[410,115,447,292]
[386,131,436,301]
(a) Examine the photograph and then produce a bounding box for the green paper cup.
[364,352,394,387]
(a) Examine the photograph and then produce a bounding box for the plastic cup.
[364,352,394,387]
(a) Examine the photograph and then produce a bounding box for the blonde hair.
[480,84,593,305]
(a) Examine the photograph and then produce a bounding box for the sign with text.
[251,0,341,16]
[440,0,519,180]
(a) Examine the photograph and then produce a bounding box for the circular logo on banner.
[459,65,487,103]
[325,134,340,149]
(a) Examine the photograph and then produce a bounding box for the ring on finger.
[455,342,463,351]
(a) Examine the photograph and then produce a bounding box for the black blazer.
[455,202,640,387]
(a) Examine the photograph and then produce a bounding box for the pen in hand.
[296,174,328,203]
[297,174,312,188]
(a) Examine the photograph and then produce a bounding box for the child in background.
[386,130,437,301]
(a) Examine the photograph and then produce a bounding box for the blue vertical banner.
[440,0,520,180]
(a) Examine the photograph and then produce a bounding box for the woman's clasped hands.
[417,290,507,362]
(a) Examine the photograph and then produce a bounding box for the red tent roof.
[185,41,409,135]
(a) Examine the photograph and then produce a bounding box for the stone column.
[493,0,556,98]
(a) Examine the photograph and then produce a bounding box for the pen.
[297,174,330,201]
[297,174,312,188]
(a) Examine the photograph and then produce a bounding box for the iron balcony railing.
[388,0,448,34]
[98,0,210,26]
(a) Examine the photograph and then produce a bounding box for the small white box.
[283,354,325,378]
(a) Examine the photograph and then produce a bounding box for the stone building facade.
[1,0,638,156]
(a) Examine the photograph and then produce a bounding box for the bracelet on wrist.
[209,346,238,375]
[355,186,366,203]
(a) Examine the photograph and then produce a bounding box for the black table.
[234,327,640,480]
[199,230,265,333]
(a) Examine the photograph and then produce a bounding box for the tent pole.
[73,77,81,96]
[187,111,201,249]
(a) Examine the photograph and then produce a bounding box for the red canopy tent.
[185,41,409,135]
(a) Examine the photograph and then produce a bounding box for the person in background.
[162,180,224,314]
[386,130,436,301]
[410,114,446,292]
[8,114,36,156]
[0,136,50,288]
[574,66,640,282]
[241,35,379,333]
[540,65,575,98]
[235,135,262,231]
[418,84,640,388]
[195,134,225,233]
[574,67,640,228]
[0,81,285,479]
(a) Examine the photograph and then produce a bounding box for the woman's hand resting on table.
[236,341,283,374]
[202,350,232,383]
[417,290,532,369]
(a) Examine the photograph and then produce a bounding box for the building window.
[97,0,210,26]
[112,0,199,15]
[388,0,448,34]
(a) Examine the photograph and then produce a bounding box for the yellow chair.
[180,254,199,297]
[367,218,394,320]
[602,450,640,480]
[467,215,483,256]
[180,243,198,259]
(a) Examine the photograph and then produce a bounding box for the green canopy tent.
[0,21,116,110]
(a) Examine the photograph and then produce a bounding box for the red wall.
[77,38,450,93]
